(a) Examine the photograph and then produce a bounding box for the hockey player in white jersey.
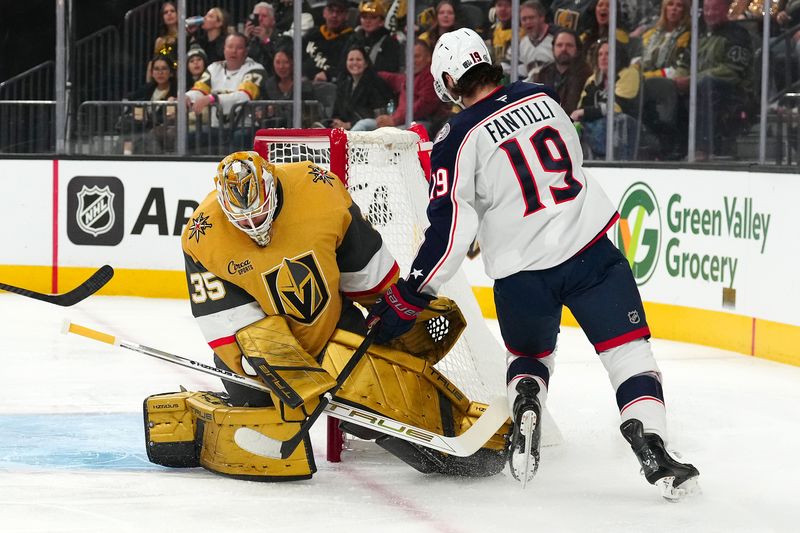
[368,28,699,499]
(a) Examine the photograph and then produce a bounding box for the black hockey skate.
[507,377,542,487]
[620,419,700,501]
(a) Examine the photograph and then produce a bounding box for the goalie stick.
[0,265,113,306]
[64,320,510,459]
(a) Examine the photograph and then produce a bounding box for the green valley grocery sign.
[614,182,770,288]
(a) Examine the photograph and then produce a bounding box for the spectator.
[263,48,315,126]
[147,1,179,82]
[419,0,463,48]
[489,0,516,65]
[186,33,266,137]
[303,0,355,83]
[508,0,555,80]
[124,56,178,154]
[347,1,403,73]
[265,49,313,100]
[191,7,231,64]
[534,28,592,116]
[330,45,393,131]
[550,0,596,33]
[375,39,450,132]
[154,1,178,56]
[638,0,690,80]
[675,0,753,159]
[571,39,640,159]
[635,0,690,158]
[245,2,286,77]
[580,0,630,61]
[128,56,177,106]
[187,44,208,84]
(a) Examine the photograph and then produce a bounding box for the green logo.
[615,182,661,285]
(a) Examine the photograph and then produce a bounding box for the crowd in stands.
[115,0,800,160]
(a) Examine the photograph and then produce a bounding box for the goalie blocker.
[144,299,509,480]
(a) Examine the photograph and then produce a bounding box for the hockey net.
[253,127,507,460]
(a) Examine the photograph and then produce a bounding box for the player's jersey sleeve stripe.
[341,249,399,298]
[209,335,237,349]
[184,253,257,318]
[195,301,266,346]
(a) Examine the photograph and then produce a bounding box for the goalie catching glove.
[368,278,434,344]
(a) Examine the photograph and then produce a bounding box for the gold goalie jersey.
[182,161,399,374]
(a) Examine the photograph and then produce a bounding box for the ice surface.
[1,293,797,532]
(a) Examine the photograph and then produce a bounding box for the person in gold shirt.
[182,151,399,407]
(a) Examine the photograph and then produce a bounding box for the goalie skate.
[620,419,700,502]
[507,378,542,487]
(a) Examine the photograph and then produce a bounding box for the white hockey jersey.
[408,81,618,296]
[187,57,266,126]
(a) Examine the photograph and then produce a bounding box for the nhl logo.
[628,310,641,324]
[76,185,116,237]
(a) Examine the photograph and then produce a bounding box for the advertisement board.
[0,159,797,363]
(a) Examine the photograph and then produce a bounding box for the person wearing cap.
[303,0,355,83]
[345,1,402,73]
[187,44,208,84]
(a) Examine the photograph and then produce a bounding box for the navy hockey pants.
[494,235,650,366]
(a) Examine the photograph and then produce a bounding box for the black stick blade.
[0,265,114,306]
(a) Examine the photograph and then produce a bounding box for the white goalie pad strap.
[340,241,398,298]
[195,301,266,347]
[598,338,662,391]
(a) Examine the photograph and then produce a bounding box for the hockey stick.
[0,265,114,306]
[236,394,510,459]
[64,321,510,459]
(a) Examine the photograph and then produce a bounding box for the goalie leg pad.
[144,391,316,481]
[323,330,510,473]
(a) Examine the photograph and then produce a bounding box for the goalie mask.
[431,28,492,106]
[215,151,279,247]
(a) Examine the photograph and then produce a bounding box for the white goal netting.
[254,127,506,403]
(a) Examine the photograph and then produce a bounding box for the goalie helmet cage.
[253,126,506,462]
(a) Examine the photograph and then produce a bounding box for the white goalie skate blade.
[655,475,701,502]
[234,428,282,459]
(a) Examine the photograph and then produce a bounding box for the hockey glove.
[368,279,434,344]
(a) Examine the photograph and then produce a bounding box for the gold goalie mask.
[215,151,279,246]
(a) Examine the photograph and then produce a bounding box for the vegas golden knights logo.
[263,252,330,324]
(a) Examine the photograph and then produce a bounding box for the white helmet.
[214,151,279,247]
[431,28,492,105]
